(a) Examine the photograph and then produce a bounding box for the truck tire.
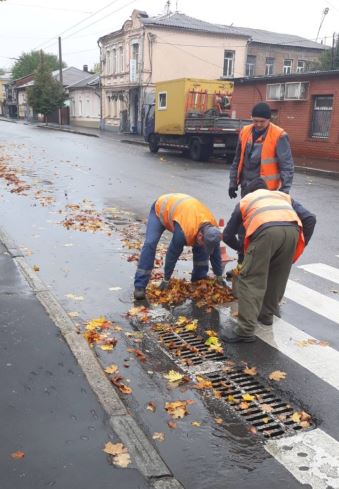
[189,138,210,162]
[149,134,159,153]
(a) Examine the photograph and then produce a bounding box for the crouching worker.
[134,193,225,300]
[222,178,316,343]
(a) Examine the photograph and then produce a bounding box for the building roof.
[141,12,324,50]
[141,12,243,36]
[16,67,92,89]
[52,66,93,86]
[233,69,339,84]
[231,26,325,50]
[68,74,99,89]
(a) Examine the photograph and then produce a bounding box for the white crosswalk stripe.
[285,280,339,324]
[298,263,339,286]
[255,318,339,390]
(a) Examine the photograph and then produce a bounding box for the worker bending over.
[134,193,224,300]
[222,178,316,343]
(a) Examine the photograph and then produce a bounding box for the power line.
[31,0,124,52]
[3,3,93,13]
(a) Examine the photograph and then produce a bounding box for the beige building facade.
[98,10,325,134]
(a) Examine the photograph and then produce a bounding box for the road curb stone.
[109,415,171,478]
[0,227,185,486]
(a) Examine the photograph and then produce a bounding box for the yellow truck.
[144,78,250,161]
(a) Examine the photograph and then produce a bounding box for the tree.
[11,50,66,80]
[27,52,66,123]
[313,35,339,70]
[91,62,101,74]
[0,68,6,75]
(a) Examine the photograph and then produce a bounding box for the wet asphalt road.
[1,121,339,489]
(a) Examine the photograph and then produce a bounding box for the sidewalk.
[0,241,152,489]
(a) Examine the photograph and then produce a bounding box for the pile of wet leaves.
[146,277,234,309]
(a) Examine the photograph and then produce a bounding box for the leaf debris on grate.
[205,369,314,439]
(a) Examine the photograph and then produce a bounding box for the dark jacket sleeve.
[210,243,223,276]
[222,203,243,252]
[292,199,316,245]
[277,134,294,193]
[164,222,186,280]
[229,136,241,189]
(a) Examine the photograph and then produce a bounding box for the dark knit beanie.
[252,102,271,119]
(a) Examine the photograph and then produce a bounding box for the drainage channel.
[150,321,315,440]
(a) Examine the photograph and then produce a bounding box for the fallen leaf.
[32,265,40,272]
[249,426,257,435]
[242,393,255,401]
[243,366,257,376]
[103,442,124,455]
[191,421,201,427]
[100,344,114,351]
[193,376,213,390]
[65,293,84,301]
[269,370,287,381]
[165,400,193,419]
[263,417,270,424]
[291,412,301,423]
[215,417,223,425]
[167,420,177,429]
[127,348,146,362]
[68,311,80,318]
[104,364,119,374]
[147,401,156,412]
[152,432,165,442]
[11,451,25,459]
[113,452,131,468]
[239,401,250,410]
[261,403,274,413]
[163,370,184,383]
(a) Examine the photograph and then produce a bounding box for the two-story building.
[0,73,11,116]
[98,10,325,134]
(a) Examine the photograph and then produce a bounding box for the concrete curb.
[0,226,184,488]
[294,165,339,180]
[0,117,17,124]
[120,138,148,147]
[36,124,99,138]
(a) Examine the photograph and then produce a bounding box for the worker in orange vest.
[222,178,316,343]
[134,193,225,300]
[228,102,294,199]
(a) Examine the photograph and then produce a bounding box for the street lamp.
[316,7,329,42]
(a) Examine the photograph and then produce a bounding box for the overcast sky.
[0,0,337,72]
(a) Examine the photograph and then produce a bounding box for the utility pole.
[331,33,335,69]
[58,36,63,126]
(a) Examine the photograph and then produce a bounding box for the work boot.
[134,287,146,300]
[220,325,256,343]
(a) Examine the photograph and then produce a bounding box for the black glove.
[159,279,170,291]
[216,276,227,287]
[228,186,238,199]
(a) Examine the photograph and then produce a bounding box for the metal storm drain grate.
[157,328,227,365]
[205,370,314,439]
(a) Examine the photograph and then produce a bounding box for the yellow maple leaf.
[100,344,113,351]
[194,376,213,390]
[242,393,255,401]
[104,364,119,374]
[163,370,184,383]
[191,421,201,427]
[291,412,301,423]
[185,321,198,331]
[269,370,287,381]
[86,316,108,331]
[176,316,188,325]
[205,336,223,352]
[227,394,236,403]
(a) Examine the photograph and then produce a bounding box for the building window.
[132,43,139,73]
[266,83,285,101]
[119,46,124,73]
[283,59,293,75]
[246,55,256,77]
[311,95,333,138]
[223,51,234,77]
[265,57,274,76]
[297,60,306,73]
[158,91,167,110]
[112,49,117,74]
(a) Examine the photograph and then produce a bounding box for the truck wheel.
[189,139,203,161]
[149,134,159,153]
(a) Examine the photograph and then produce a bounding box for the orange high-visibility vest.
[155,193,217,246]
[240,189,305,262]
[237,122,286,190]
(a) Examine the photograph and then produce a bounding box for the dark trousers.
[235,225,299,336]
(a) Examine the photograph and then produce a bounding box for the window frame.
[283,59,293,75]
[297,60,306,73]
[158,91,167,110]
[246,55,256,77]
[223,50,235,77]
[265,57,274,76]
[310,95,333,139]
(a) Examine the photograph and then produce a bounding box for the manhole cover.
[205,369,314,438]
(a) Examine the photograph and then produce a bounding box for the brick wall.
[232,76,339,168]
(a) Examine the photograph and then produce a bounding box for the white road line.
[255,318,339,390]
[265,428,339,489]
[285,280,339,324]
[299,263,339,286]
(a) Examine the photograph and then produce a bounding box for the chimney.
[83,65,88,72]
